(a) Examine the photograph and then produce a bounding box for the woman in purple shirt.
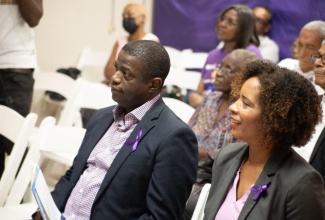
[189,4,262,107]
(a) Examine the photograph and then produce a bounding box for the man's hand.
[32,211,43,220]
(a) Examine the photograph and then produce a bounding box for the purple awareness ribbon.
[250,184,267,201]
[125,129,143,152]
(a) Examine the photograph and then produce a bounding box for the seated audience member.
[188,4,262,108]
[291,37,299,59]
[183,49,258,220]
[294,39,325,188]
[278,20,325,95]
[103,2,159,85]
[204,60,325,220]
[33,40,198,220]
[253,6,279,63]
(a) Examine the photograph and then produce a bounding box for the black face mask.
[123,17,139,34]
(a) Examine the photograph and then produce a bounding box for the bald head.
[123,2,147,19]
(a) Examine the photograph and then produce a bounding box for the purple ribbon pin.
[125,129,143,152]
[250,184,267,201]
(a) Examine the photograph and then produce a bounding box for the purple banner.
[153,0,325,60]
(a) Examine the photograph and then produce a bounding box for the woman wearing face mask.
[104,2,159,85]
[188,4,263,108]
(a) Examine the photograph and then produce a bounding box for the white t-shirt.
[258,35,279,63]
[0,5,37,69]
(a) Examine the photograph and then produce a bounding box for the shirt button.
[79,189,83,193]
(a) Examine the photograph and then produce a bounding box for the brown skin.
[111,50,162,114]
[253,7,271,36]
[198,53,246,160]
[189,9,240,108]
[229,77,273,199]
[314,44,325,90]
[297,29,322,73]
[103,3,147,85]
[18,0,43,27]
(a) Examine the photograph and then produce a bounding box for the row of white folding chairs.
[163,46,208,92]
[0,106,38,207]
[4,116,86,207]
[32,72,116,128]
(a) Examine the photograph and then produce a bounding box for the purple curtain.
[153,0,325,60]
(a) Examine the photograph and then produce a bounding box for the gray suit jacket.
[204,142,325,220]
[51,98,198,220]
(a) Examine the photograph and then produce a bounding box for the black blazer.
[51,98,198,220]
[310,126,325,188]
[204,142,325,220]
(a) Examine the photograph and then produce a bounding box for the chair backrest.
[164,67,201,91]
[32,72,83,126]
[164,46,182,68]
[5,116,86,206]
[162,97,195,123]
[179,49,208,70]
[0,106,37,207]
[191,183,211,220]
[70,79,117,127]
[76,47,109,83]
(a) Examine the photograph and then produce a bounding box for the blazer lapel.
[72,109,114,180]
[206,146,248,220]
[310,126,325,163]
[238,146,290,220]
[93,98,165,203]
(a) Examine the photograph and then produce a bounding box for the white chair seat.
[0,202,38,219]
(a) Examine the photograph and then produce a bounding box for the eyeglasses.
[255,18,269,26]
[311,53,325,64]
[219,15,237,27]
[216,64,233,75]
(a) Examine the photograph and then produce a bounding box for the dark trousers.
[0,69,34,178]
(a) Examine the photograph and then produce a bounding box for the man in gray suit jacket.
[33,40,198,220]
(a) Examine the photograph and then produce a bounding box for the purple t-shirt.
[201,45,262,91]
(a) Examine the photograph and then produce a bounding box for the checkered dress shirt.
[63,95,160,220]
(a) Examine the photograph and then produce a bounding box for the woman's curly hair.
[231,60,322,149]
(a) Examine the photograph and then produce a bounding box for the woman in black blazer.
[204,60,325,220]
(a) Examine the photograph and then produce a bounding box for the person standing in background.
[0,0,43,177]
[253,6,279,63]
[103,2,159,85]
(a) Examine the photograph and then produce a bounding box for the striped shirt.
[63,95,160,220]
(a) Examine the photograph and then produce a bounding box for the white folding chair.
[0,106,38,207]
[0,202,38,219]
[162,97,195,123]
[179,49,208,70]
[73,80,117,127]
[164,67,202,92]
[5,116,86,206]
[191,183,211,220]
[76,47,109,83]
[32,72,83,126]
[164,46,182,68]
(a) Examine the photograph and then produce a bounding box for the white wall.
[34,0,154,71]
